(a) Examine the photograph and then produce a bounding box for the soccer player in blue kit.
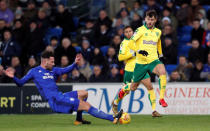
[4,51,123,125]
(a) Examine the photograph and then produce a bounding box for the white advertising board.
[73,83,210,114]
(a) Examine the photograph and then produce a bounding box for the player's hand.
[75,53,82,65]
[3,67,15,78]
[138,50,148,56]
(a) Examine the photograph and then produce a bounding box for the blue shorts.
[48,91,80,113]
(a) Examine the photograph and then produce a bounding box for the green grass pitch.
[0,114,210,131]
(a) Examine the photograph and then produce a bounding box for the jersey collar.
[124,37,129,40]
[144,23,155,30]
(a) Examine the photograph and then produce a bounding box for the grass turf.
[0,114,210,131]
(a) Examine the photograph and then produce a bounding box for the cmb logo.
[86,88,145,114]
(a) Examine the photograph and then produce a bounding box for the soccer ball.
[119,112,131,124]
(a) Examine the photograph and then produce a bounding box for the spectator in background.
[130,1,144,18]
[161,17,171,28]
[164,0,178,16]
[57,55,70,82]
[130,13,143,30]
[189,60,205,81]
[176,56,193,81]
[191,19,205,44]
[36,8,50,32]
[91,47,106,66]
[24,1,37,22]
[116,26,124,38]
[0,64,4,82]
[200,53,210,81]
[105,47,119,68]
[110,35,122,54]
[81,39,93,63]
[13,19,25,47]
[55,4,75,36]
[188,0,203,25]
[201,52,210,81]
[202,21,210,51]
[0,19,6,41]
[54,37,76,65]
[145,0,162,16]
[162,37,177,64]
[77,55,92,81]
[77,19,95,44]
[42,1,53,17]
[10,56,22,78]
[112,18,124,36]
[161,7,178,30]
[176,2,192,26]
[95,10,112,35]
[49,36,59,49]
[107,64,122,82]
[24,55,37,75]
[0,0,14,27]
[188,39,206,63]
[118,8,130,26]
[169,70,181,82]
[25,20,45,58]
[116,1,129,18]
[45,45,54,53]
[0,29,21,66]
[89,65,105,82]
[95,24,111,47]
[69,69,87,82]
[14,7,24,21]
[161,24,177,45]
[197,9,209,30]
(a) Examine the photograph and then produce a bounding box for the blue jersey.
[13,63,77,100]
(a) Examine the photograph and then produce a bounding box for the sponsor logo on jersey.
[143,40,157,45]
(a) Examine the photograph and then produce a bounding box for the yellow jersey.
[128,24,163,64]
[118,38,136,72]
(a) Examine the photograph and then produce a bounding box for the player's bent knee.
[78,101,91,112]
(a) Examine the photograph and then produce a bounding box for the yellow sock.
[159,75,166,99]
[148,89,156,111]
[114,83,131,105]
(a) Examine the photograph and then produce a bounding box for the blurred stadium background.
[0,0,210,130]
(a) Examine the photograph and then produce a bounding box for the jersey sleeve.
[54,63,77,75]
[157,31,163,56]
[118,41,133,61]
[13,69,34,87]
[131,28,142,42]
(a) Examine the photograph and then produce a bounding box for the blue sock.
[88,106,114,121]
[76,98,87,121]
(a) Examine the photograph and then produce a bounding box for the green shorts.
[133,59,162,83]
[124,70,150,84]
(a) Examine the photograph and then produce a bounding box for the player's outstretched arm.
[54,54,82,75]
[4,67,33,87]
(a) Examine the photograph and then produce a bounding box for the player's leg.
[64,90,90,125]
[78,100,123,124]
[152,62,168,107]
[75,90,90,125]
[141,76,161,117]
[113,71,134,107]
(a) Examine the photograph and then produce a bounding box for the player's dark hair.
[193,18,200,22]
[120,0,127,5]
[123,26,133,31]
[41,51,54,59]
[146,10,157,18]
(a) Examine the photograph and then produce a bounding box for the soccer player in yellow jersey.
[113,10,168,115]
[112,26,161,117]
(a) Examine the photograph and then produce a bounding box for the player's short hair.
[41,51,54,59]
[123,26,133,31]
[145,10,157,18]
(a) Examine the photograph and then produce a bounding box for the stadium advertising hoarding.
[73,83,210,115]
[0,84,72,114]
